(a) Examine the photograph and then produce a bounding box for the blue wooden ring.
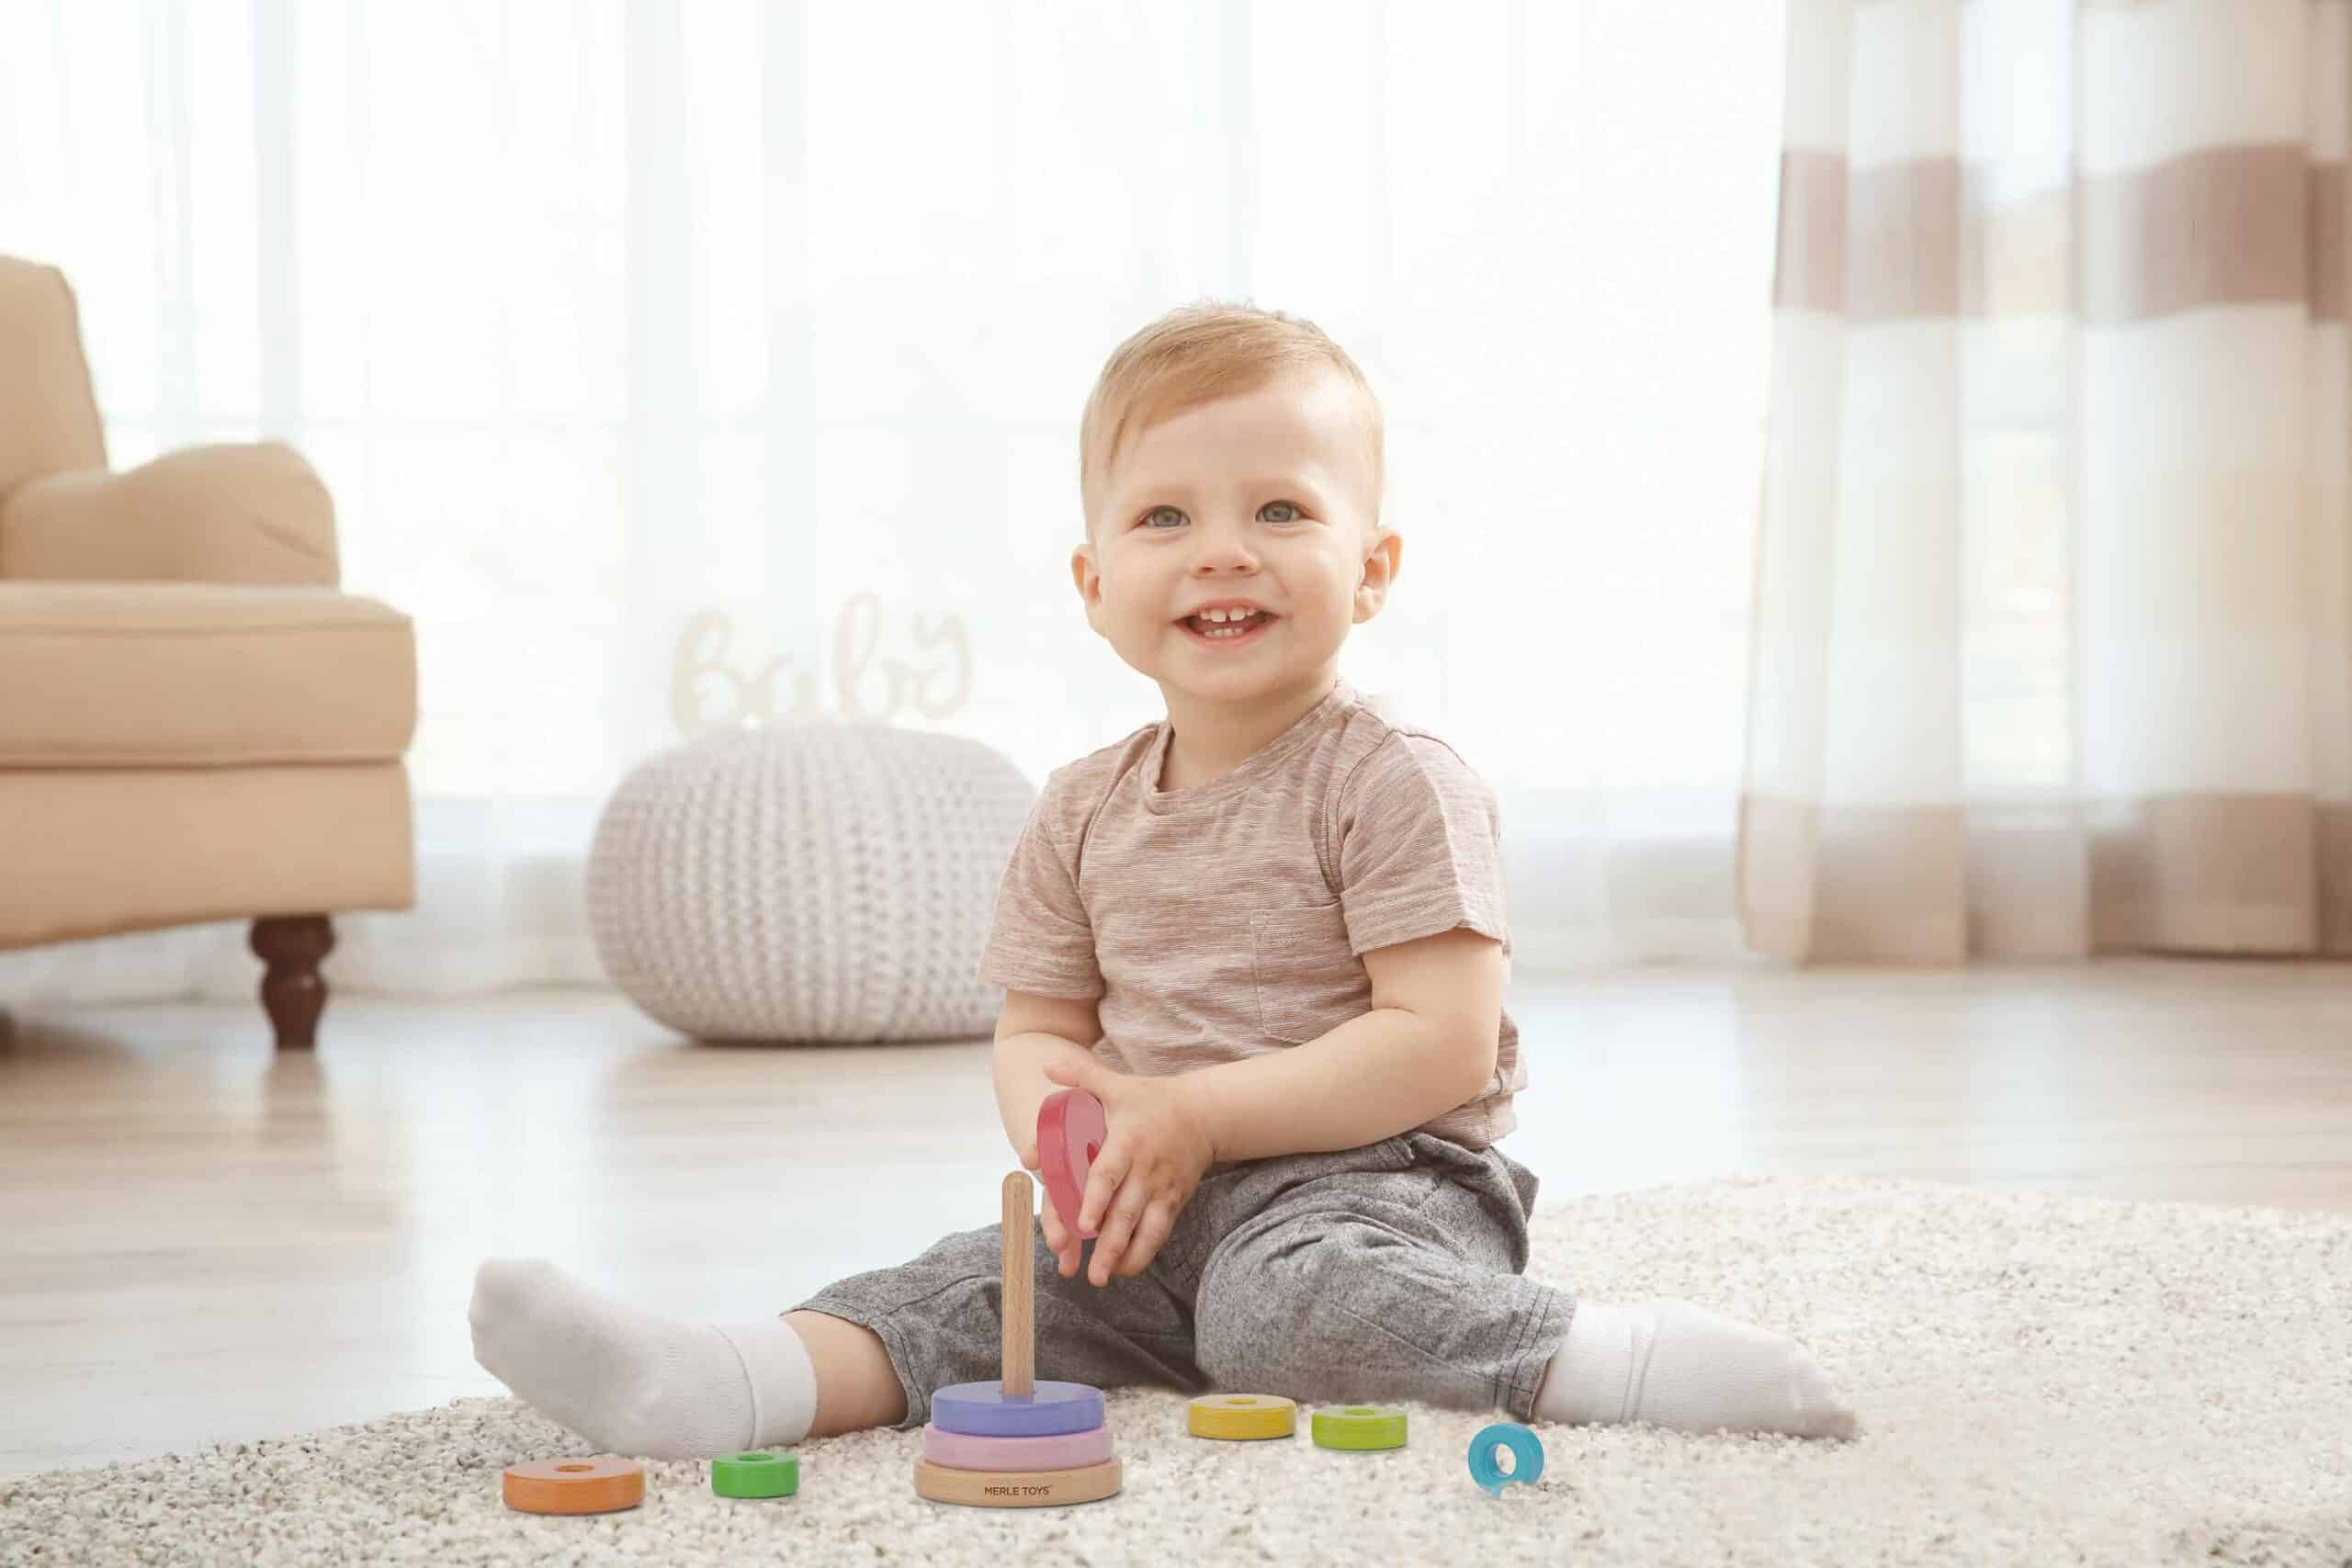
[1465,1422,1545,1495]
[931,1380,1105,1438]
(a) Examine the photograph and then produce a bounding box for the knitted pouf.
[586,722,1035,1043]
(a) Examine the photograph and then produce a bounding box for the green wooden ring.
[1310,1404,1408,1450]
[711,1450,798,1499]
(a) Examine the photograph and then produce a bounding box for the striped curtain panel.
[1742,0,2352,962]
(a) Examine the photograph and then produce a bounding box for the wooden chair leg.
[251,916,335,1051]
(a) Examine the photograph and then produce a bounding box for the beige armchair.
[0,255,417,1048]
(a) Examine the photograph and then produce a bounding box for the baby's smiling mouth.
[1177,609,1276,640]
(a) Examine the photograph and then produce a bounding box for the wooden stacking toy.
[502,1456,645,1515]
[913,1170,1123,1507]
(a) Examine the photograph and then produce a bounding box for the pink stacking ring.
[921,1421,1114,1472]
[1038,1089,1107,1239]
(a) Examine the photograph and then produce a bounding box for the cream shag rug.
[6,1174,2347,1567]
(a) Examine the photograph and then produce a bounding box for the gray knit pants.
[789,1131,1572,1430]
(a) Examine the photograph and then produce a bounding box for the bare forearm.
[1181,1009,1494,1164]
[992,1029,1100,1154]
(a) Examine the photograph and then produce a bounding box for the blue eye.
[1137,501,1306,529]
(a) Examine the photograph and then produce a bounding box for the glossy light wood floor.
[2,959,2346,1478]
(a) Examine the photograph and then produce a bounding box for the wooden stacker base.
[911,1455,1123,1508]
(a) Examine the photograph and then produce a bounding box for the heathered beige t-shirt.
[978,675,1524,1148]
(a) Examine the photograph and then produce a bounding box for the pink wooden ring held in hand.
[1036,1088,1106,1239]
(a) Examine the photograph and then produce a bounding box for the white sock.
[1533,1298,1859,1439]
[467,1257,818,1460]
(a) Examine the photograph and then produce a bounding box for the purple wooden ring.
[922,1421,1114,1471]
[930,1381,1104,1438]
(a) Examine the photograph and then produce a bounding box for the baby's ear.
[1069,546,1108,633]
[1352,529,1402,616]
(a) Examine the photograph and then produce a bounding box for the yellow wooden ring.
[1187,1393,1297,1440]
[912,1455,1122,1508]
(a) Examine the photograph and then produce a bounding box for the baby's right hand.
[1020,1138,1084,1278]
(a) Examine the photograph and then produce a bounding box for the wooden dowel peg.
[1001,1171,1035,1398]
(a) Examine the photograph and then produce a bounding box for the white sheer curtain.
[1744,0,2352,962]
[0,0,1785,1007]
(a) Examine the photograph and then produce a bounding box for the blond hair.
[1078,300,1385,543]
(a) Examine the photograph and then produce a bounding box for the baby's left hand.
[1040,1056,1216,1287]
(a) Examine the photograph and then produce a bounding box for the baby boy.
[467,303,1859,1458]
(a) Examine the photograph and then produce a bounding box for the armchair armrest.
[0,441,339,586]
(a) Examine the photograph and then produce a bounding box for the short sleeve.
[1334,733,1510,955]
[976,775,1105,999]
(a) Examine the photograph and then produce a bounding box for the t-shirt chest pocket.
[1248,901,1369,1043]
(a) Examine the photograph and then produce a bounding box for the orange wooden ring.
[502,1455,645,1515]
